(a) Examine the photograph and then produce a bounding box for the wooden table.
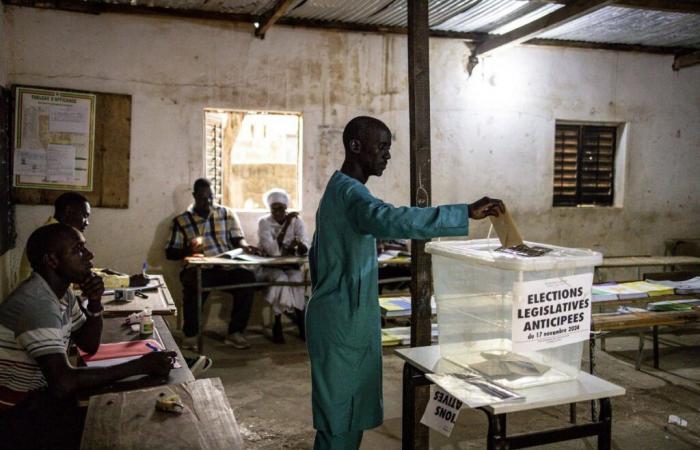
[591,298,700,371]
[598,256,700,280]
[185,256,309,352]
[101,274,177,317]
[81,377,243,450]
[397,346,624,450]
[79,316,194,401]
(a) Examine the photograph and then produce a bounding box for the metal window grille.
[205,119,224,204]
[554,124,616,207]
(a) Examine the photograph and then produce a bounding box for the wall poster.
[13,86,96,191]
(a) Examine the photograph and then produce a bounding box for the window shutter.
[554,124,616,207]
[579,126,615,205]
[553,125,580,206]
[205,118,224,204]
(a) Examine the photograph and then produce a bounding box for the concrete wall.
[2,7,699,304]
[0,3,17,300]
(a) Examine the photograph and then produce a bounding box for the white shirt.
[257,214,308,257]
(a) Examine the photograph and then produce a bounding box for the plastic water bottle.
[140,306,153,336]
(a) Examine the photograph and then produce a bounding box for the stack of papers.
[647,298,700,311]
[647,277,700,295]
[426,372,524,408]
[622,281,675,297]
[381,324,438,346]
[591,282,648,300]
[379,296,436,317]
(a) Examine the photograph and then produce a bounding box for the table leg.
[197,267,204,353]
[569,403,577,424]
[636,331,645,370]
[653,326,660,369]
[597,398,612,450]
[402,363,430,450]
[480,409,507,450]
[590,334,597,422]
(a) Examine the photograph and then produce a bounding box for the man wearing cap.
[257,188,308,343]
[307,116,504,449]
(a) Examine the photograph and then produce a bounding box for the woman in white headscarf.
[257,188,308,343]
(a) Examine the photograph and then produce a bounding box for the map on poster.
[13,87,96,191]
[511,273,593,352]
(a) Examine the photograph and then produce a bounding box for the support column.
[407,1,431,448]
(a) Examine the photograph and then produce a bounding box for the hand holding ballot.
[469,197,505,219]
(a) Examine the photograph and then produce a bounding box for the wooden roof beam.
[255,0,297,39]
[613,0,700,14]
[673,50,700,70]
[527,38,695,55]
[474,0,614,57]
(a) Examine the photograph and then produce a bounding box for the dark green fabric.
[308,171,469,435]
[314,429,363,450]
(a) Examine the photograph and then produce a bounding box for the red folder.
[79,339,162,363]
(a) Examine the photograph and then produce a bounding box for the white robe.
[257,214,308,313]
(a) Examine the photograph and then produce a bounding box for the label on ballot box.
[420,386,462,437]
[512,273,593,352]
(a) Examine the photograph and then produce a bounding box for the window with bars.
[204,109,302,211]
[553,123,617,207]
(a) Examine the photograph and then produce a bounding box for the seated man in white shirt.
[0,223,175,449]
[257,189,308,343]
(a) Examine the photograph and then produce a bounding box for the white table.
[395,346,625,450]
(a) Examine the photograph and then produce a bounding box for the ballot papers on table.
[379,296,436,318]
[647,277,700,295]
[426,371,524,409]
[647,298,700,311]
[381,324,438,347]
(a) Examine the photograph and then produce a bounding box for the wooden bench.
[591,304,700,371]
[81,377,243,450]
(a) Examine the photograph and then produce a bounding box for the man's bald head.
[341,116,392,181]
[26,223,81,272]
[342,117,390,151]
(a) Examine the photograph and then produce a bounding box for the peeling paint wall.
[2,7,699,304]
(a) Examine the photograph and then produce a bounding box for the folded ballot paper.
[489,209,551,257]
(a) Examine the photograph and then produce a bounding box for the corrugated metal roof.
[538,6,700,48]
[101,0,279,15]
[76,0,700,50]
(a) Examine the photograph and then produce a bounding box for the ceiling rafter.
[613,0,700,15]
[255,0,297,39]
[673,50,700,70]
[1,0,695,56]
[526,38,695,54]
[473,0,614,57]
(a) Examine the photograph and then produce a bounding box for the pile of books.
[592,277,700,302]
[592,281,675,302]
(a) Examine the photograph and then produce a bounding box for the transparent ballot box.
[426,239,602,389]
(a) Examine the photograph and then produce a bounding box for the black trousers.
[0,389,85,450]
[180,267,256,337]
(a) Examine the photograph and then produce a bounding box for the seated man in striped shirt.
[166,178,259,350]
[0,223,175,449]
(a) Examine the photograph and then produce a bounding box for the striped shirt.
[167,204,245,257]
[0,273,86,410]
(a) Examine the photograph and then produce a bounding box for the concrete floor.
[186,325,700,449]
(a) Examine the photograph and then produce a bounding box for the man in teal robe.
[307,116,504,449]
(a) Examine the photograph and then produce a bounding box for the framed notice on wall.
[13,86,96,191]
